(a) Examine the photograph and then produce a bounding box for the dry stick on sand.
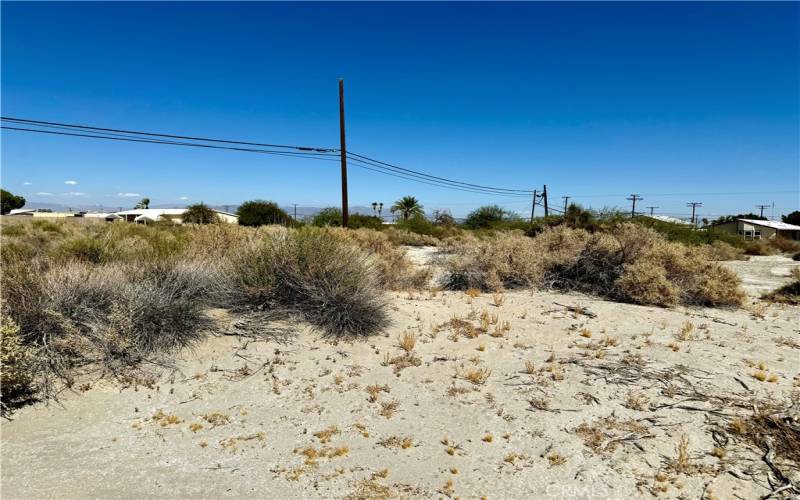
[552,302,597,318]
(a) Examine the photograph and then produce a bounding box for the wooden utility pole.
[687,201,703,226]
[755,204,770,218]
[645,206,658,216]
[339,79,349,228]
[529,189,537,224]
[561,196,571,214]
[626,194,643,218]
[543,185,549,217]
[293,203,298,220]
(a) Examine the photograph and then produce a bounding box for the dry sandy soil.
[2,252,799,499]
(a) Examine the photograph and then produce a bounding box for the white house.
[113,208,238,224]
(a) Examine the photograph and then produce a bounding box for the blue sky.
[2,2,798,218]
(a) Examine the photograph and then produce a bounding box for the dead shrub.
[441,223,744,307]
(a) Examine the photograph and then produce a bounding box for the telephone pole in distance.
[755,204,770,218]
[529,189,538,224]
[645,206,659,216]
[561,196,571,214]
[626,194,643,218]
[687,202,703,226]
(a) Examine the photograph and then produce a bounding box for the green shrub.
[312,207,343,227]
[182,203,219,224]
[237,200,290,227]
[464,205,510,229]
[350,214,384,230]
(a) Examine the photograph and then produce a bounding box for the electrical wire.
[1,116,336,152]
[1,126,341,162]
[346,151,534,194]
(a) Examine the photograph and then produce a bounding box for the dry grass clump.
[223,227,389,337]
[325,228,430,289]
[378,435,414,449]
[397,331,417,353]
[763,279,800,305]
[456,366,491,385]
[574,416,650,453]
[442,224,744,307]
[727,403,800,466]
[1,315,36,411]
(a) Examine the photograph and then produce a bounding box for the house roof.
[738,219,800,231]
[646,214,692,226]
[114,208,237,218]
[115,208,187,217]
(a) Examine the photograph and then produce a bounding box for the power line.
[346,155,531,197]
[1,126,341,161]
[346,157,531,197]
[346,151,533,194]
[1,116,336,152]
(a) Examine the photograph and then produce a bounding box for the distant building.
[713,218,800,241]
[114,208,238,224]
[644,214,692,226]
[7,208,75,218]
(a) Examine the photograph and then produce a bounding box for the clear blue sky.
[2,2,798,219]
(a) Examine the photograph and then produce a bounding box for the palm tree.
[390,196,424,221]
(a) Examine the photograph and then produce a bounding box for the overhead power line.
[1,125,342,161]
[1,116,336,152]
[346,151,533,194]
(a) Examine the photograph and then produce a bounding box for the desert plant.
[223,227,388,337]
[463,205,509,229]
[1,315,36,410]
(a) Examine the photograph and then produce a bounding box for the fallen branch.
[553,302,597,318]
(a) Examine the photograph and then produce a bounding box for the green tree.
[390,196,424,221]
[134,197,150,209]
[782,211,800,226]
[237,200,290,227]
[464,205,508,229]
[0,189,25,215]
[712,213,766,225]
[432,209,456,227]
[182,203,219,224]
[312,207,343,227]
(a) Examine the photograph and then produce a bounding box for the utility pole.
[755,204,770,218]
[529,189,538,224]
[543,185,549,217]
[561,196,571,214]
[338,79,349,228]
[293,203,298,220]
[626,194,643,218]
[646,206,659,216]
[687,202,703,226]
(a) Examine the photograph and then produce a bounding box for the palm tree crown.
[390,196,424,221]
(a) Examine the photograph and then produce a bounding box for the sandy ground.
[721,256,800,298]
[2,256,799,499]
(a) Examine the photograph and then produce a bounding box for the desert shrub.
[384,226,440,246]
[441,224,744,307]
[1,315,36,409]
[763,280,800,305]
[1,223,26,237]
[770,236,800,253]
[222,227,388,337]
[237,200,290,227]
[705,240,746,261]
[51,236,110,263]
[1,258,215,385]
[182,203,219,224]
[31,219,63,233]
[350,214,384,230]
[744,240,774,256]
[325,228,430,289]
[793,252,800,261]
